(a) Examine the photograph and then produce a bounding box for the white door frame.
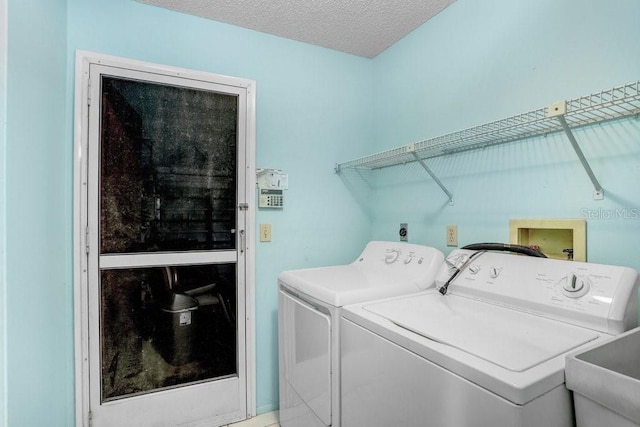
[72,50,256,427]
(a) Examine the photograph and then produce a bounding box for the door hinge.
[238,203,249,211]
[85,226,90,254]
[88,410,93,427]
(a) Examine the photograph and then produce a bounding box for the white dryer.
[340,248,639,427]
[278,241,444,427]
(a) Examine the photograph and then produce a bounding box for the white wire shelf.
[335,80,640,173]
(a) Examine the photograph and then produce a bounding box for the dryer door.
[279,291,331,426]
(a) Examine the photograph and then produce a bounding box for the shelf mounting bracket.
[547,100,603,200]
[410,151,454,205]
[557,115,604,200]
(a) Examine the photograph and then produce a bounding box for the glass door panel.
[100,263,237,402]
[100,76,238,254]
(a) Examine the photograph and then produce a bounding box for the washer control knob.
[468,264,481,275]
[564,273,584,292]
[489,266,501,279]
[385,249,400,264]
[446,254,468,269]
[560,273,591,298]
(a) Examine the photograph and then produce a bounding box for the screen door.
[75,55,255,427]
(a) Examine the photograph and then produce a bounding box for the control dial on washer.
[559,273,591,298]
[468,264,481,275]
[445,254,468,269]
[489,266,502,279]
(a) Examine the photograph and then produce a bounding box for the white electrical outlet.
[446,225,458,246]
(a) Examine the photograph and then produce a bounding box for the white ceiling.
[136,0,456,58]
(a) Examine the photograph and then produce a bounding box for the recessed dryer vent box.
[509,218,586,262]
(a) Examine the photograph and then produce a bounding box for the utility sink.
[566,327,640,427]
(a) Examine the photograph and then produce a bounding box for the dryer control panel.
[354,241,445,290]
[279,241,445,307]
[435,249,639,335]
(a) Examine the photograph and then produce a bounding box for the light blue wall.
[0,1,7,425]
[5,0,70,426]
[370,0,640,271]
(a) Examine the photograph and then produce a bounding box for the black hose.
[461,243,547,258]
[438,250,486,296]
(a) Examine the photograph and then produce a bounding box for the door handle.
[240,229,245,254]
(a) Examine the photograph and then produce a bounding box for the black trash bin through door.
[154,293,199,365]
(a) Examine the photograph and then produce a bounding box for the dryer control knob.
[385,249,400,264]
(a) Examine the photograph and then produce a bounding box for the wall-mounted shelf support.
[335,80,640,202]
[557,114,604,200]
[410,151,454,205]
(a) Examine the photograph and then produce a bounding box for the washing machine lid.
[279,265,421,307]
[364,292,600,372]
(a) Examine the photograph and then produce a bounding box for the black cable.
[439,250,486,296]
[461,243,547,258]
[439,243,547,296]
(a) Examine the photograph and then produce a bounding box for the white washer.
[278,241,445,427]
[340,249,639,427]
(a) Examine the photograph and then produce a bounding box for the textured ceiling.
[136,0,456,58]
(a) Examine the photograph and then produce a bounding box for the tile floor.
[225,411,280,427]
